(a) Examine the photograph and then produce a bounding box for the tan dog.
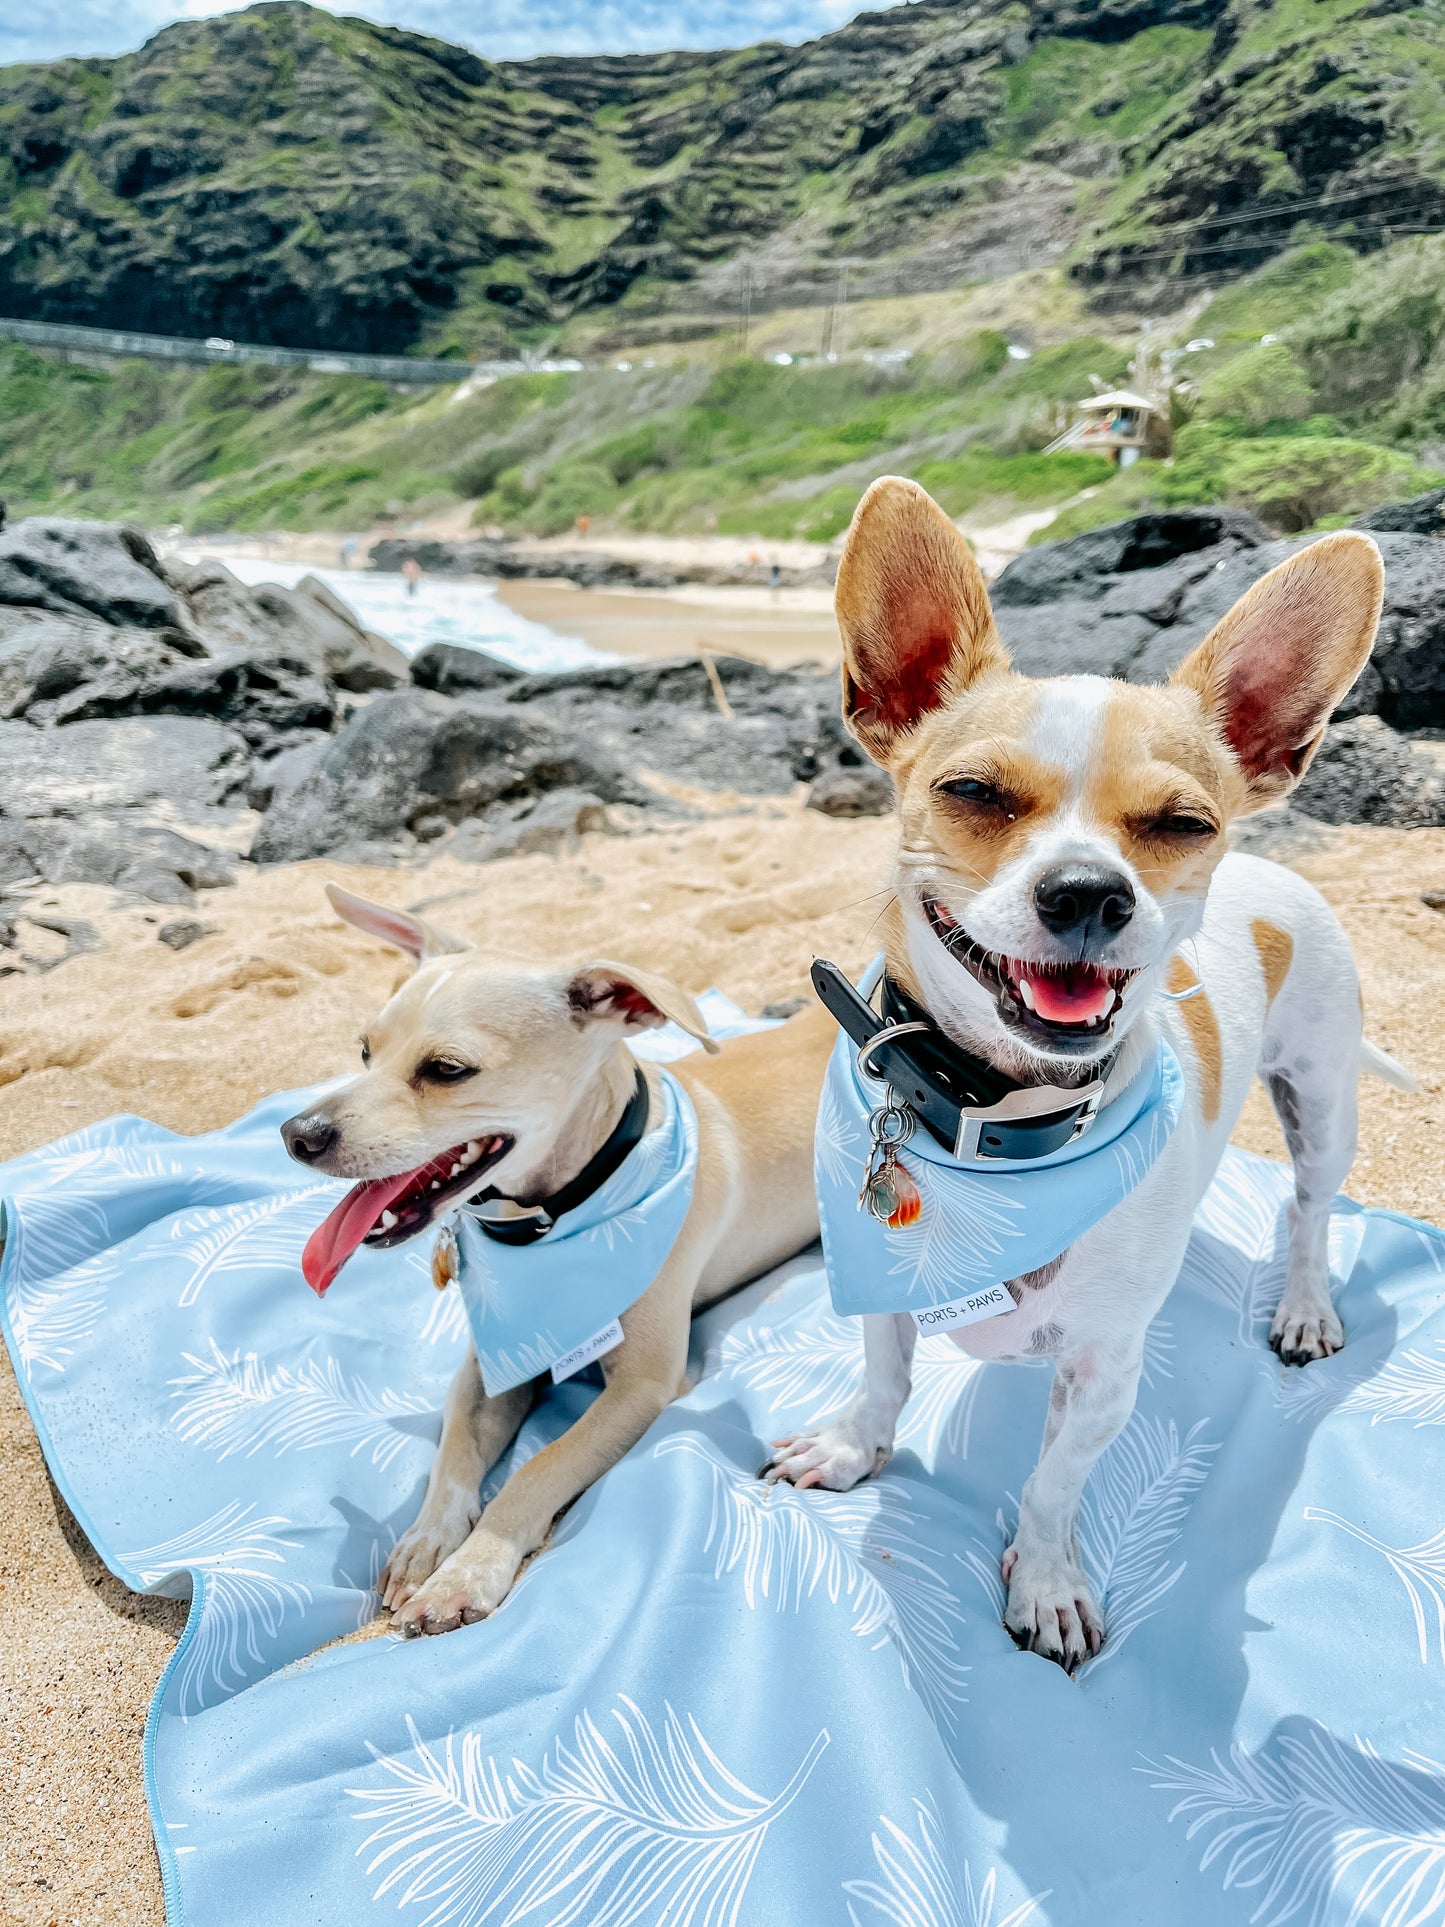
[282,885,830,1634]
[767,478,1414,1670]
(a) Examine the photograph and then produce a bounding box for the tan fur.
[286,894,831,1633]
[836,477,1008,761]
[1170,533,1384,807]
[1167,955,1222,1123]
[1252,920,1295,1004]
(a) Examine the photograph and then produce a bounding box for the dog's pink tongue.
[301,1169,423,1296]
[1022,967,1114,1025]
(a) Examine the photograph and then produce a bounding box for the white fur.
[770,844,1385,1671]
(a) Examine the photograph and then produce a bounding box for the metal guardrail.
[0,315,584,387]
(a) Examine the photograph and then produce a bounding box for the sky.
[1,0,881,67]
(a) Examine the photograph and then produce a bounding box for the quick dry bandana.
[817,980,1184,1322]
[454,1068,698,1394]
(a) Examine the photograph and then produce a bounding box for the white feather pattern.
[347,1697,829,1927]
[7,1246,122,1373]
[123,1501,312,1716]
[1144,1728,1445,1927]
[844,1793,1049,1927]
[1306,1508,1445,1667]
[658,1436,969,1729]
[1279,1342,1445,1429]
[167,1338,436,1468]
[960,1416,1217,1669]
[170,1187,334,1308]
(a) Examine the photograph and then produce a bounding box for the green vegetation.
[6,234,1445,548]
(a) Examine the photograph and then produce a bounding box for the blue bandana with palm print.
[817,987,1185,1319]
[454,1067,698,1393]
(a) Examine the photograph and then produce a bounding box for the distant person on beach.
[575,513,591,537]
[769,561,782,598]
[340,537,359,569]
[402,557,422,598]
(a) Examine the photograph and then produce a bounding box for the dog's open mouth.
[301,1134,512,1296]
[925,900,1136,1044]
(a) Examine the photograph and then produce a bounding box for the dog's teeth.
[449,1163,462,1178]
[379,1209,398,1231]
[459,1142,480,1165]
[1018,978,1036,1012]
[430,1180,440,1191]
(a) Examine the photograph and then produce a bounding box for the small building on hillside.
[1051,389,1170,466]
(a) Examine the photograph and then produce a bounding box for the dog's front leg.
[1002,1344,1142,1672]
[394,1303,688,1635]
[765,1311,916,1491]
[382,1341,532,1611]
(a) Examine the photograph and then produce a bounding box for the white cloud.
[1,0,889,67]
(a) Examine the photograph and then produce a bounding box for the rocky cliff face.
[1,0,1441,353]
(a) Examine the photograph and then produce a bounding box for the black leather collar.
[464,1068,651,1247]
[811,959,1120,1163]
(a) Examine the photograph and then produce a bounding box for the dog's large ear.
[1171,532,1384,810]
[835,475,1009,762]
[326,884,470,966]
[567,961,720,1054]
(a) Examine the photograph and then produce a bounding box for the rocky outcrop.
[370,538,836,592]
[989,505,1445,827]
[0,518,401,905]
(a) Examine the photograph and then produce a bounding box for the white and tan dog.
[766,477,1414,1671]
[284,886,830,1634]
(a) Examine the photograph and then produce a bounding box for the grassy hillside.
[3,238,1444,545]
[1,0,1444,356]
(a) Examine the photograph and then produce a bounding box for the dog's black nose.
[1033,864,1135,941]
[282,1113,338,1165]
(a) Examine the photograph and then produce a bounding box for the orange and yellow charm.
[858,1095,923,1228]
[432,1222,460,1290]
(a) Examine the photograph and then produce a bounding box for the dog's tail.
[1359,1036,1421,1093]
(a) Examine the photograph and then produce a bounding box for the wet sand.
[495,578,841,668]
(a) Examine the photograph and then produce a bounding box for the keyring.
[855,1020,931,1083]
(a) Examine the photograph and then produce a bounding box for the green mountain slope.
[2,0,1443,355]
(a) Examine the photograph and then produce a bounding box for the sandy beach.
[494,578,841,667]
[2,805,1443,1923]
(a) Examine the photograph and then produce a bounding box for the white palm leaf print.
[418,1279,468,1347]
[717,1314,863,1424]
[347,1697,829,1927]
[1141,1316,1176,1387]
[884,1165,1027,1301]
[1186,1158,1288,1344]
[959,1417,1217,1669]
[1110,1096,1175,1195]
[167,1339,435,1468]
[715,1314,986,1461]
[123,1501,312,1716]
[658,1436,969,1729]
[844,1794,1048,1927]
[7,1246,122,1372]
[1144,1729,1445,1927]
[170,1187,335,1308]
[1076,1415,1217,1670]
[816,1074,868,1188]
[14,1144,236,1278]
[1280,1342,1445,1429]
[1305,1509,1445,1667]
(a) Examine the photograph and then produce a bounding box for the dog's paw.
[1269,1297,1344,1368]
[763,1419,890,1492]
[382,1502,481,1614]
[1002,1546,1103,1674]
[391,1532,520,1637]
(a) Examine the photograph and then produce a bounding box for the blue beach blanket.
[4,1001,1445,1927]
